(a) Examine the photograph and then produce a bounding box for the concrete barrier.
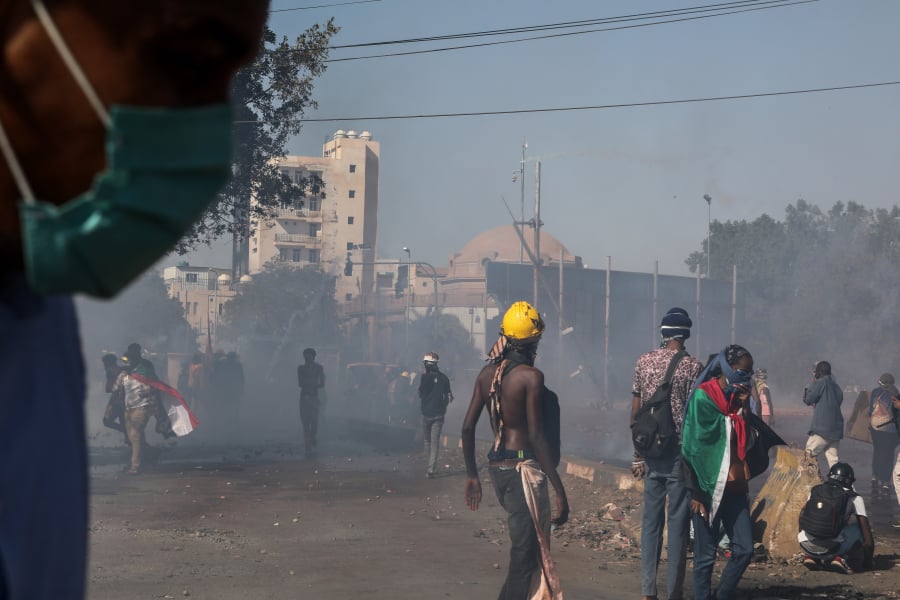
[750,446,822,559]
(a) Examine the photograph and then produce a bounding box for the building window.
[347,242,354,250]
[349,164,356,173]
[185,273,198,283]
[308,198,321,211]
[309,249,320,263]
[347,216,354,225]
[348,190,356,199]
[309,223,321,237]
[292,249,302,262]
[294,170,303,184]
[279,249,289,261]
[345,293,353,301]
[218,303,224,316]
[192,302,198,315]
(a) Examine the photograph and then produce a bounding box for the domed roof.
[447,225,575,279]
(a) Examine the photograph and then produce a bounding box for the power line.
[330,0,797,49]
[325,0,817,62]
[271,0,382,12]
[232,80,900,124]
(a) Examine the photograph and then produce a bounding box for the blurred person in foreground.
[0,2,268,597]
[868,374,899,500]
[101,352,128,443]
[419,351,453,478]
[630,307,703,600]
[297,347,325,456]
[682,345,784,600]
[462,301,568,599]
[798,462,874,574]
[804,360,844,469]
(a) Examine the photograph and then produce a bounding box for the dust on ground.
[88,432,899,600]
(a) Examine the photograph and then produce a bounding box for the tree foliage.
[685,200,900,389]
[221,261,339,344]
[176,21,339,256]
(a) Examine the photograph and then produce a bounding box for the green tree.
[221,261,339,344]
[176,21,339,273]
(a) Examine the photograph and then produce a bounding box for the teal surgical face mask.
[0,0,232,298]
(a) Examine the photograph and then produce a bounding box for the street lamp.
[402,246,411,355]
[703,194,712,278]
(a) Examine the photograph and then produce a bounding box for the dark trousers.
[489,467,538,599]
[871,428,898,482]
[692,492,753,600]
[300,395,319,449]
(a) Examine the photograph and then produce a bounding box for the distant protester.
[799,462,874,573]
[868,375,899,500]
[804,361,844,469]
[297,347,325,456]
[418,352,453,478]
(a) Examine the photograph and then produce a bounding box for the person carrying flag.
[681,345,759,600]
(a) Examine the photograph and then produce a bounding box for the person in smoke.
[681,345,757,600]
[462,301,568,599]
[186,352,207,413]
[419,351,453,478]
[631,307,703,600]
[867,374,899,500]
[111,344,160,473]
[804,360,844,469]
[297,347,325,456]
[101,353,128,443]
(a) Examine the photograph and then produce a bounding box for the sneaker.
[828,555,852,574]
[802,555,820,571]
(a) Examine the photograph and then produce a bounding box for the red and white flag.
[131,373,199,436]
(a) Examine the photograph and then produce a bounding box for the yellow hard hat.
[500,301,545,341]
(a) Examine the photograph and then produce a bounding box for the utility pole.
[533,160,541,307]
[402,246,411,357]
[520,140,527,264]
[704,194,712,278]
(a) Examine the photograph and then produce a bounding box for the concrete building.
[162,264,238,346]
[247,130,380,303]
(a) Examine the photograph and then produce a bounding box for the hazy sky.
[177,0,900,276]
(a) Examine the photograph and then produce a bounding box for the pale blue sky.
[180,0,900,275]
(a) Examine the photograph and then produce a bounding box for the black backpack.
[799,482,851,539]
[631,351,685,459]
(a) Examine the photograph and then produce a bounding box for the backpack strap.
[646,350,686,407]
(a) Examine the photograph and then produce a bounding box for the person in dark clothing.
[101,353,127,443]
[419,351,453,478]
[804,361,844,469]
[297,347,325,456]
[868,374,899,499]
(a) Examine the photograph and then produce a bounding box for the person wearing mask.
[804,361,844,469]
[630,307,703,600]
[111,344,159,474]
[418,352,453,478]
[868,374,899,500]
[297,347,325,456]
[682,345,756,600]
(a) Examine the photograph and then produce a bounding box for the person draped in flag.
[462,301,568,600]
[111,344,161,474]
[681,345,755,600]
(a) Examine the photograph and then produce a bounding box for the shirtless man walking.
[462,301,569,599]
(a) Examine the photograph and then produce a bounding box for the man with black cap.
[110,343,159,473]
[631,307,703,600]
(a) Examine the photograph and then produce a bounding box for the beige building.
[248,130,380,303]
[163,264,237,346]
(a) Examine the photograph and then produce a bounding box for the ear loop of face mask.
[0,0,111,207]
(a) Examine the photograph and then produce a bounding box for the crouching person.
[799,462,874,573]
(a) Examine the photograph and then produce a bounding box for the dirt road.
[87,430,899,600]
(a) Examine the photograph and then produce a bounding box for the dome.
[239,274,253,283]
[447,225,575,279]
[346,130,358,138]
[359,131,372,140]
[217,273,232,283]
[334,129,347,138]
